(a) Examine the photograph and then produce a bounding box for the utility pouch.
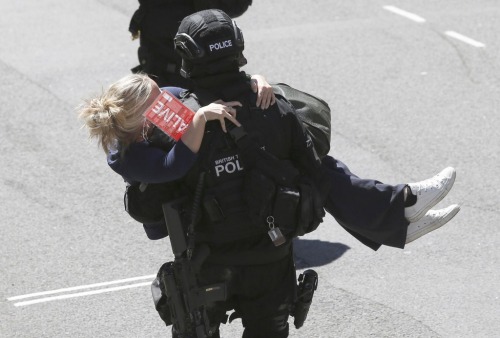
[151,270,173,326]
[124,182,165,224]
[295,179,325,236]
[124,180,185,225]
[272,186,300,235]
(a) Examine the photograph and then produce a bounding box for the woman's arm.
[163,75,276,110]
[162,75,276,111]
[109,140,198,183]
[180,100,242,153]
[110,100,243,183]
[250,74,276,109]
[159,86,242,153]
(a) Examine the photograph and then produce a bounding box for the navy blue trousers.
[321,156,408,250]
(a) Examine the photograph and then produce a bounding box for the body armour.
[180,78,325,256]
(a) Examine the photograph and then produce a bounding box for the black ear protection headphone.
[174,19,244,62]
[173,33,205,61]
[232,19,245,49]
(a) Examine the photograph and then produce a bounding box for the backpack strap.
[228,125,299,187]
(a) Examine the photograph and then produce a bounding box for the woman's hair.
[78,73,154,153]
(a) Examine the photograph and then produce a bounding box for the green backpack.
[272,83,331,158]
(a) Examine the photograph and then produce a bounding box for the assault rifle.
[158,198,227,337]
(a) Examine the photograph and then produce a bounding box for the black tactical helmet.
[174,9,247,78]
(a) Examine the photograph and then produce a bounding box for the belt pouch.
[273,186,300,234]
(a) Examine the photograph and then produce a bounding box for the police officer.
[79,5,460,336]
[77,70,316,336]
[166,8,328,337]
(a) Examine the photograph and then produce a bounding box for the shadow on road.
[293,238,350,269]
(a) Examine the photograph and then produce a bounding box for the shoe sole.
[406,205,460,244]
[407,169,456,223]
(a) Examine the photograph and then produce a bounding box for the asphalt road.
[1,1,499,337]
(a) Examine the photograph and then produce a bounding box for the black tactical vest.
[182,92,274,244]
[141,77,326,261]
[180,82,324,247]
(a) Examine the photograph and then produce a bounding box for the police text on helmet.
[209,40,233,52]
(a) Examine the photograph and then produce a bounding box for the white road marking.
[383,7,487,49]
[383,6,426,23]
[445,31,486,48]
[12,281,152,307]
[7,274,156,305]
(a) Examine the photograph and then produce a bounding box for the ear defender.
[174,33,206,60]
[232,20,244,49]
[231,20,247,67]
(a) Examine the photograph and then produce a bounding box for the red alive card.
[143,90,195,141]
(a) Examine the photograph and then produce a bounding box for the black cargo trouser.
[181,254,296,338]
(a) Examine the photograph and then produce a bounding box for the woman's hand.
[250,74,276,110]
[197,100,242,133]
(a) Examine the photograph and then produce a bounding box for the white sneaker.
[405,204,460,244]
[405,167,456,222]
